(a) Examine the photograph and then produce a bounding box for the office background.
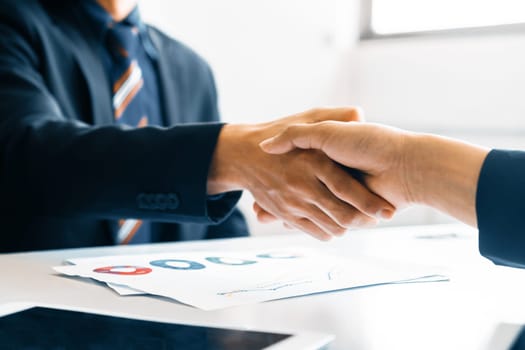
[139,0,525,235]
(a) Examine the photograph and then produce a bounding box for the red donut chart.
[93,265,152,275]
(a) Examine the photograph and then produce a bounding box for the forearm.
[409,133,490,226]
[2,118,234,222]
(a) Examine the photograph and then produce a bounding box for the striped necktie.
[106,22,150,244]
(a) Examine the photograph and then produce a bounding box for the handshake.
[208,107,489,240]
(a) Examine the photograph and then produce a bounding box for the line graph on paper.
[217,278,313,297]
[216,266,344,297]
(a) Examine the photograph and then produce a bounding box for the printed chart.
[54,248,447,310]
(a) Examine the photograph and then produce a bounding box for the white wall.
[140,0,358,122]
[352,34,525,134]
[139,1,525,236]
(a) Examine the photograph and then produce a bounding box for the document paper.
[54,248,447,310]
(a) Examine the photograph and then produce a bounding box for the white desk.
[2,224,525,350]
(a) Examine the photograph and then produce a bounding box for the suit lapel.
[51,6,114,126]
[148,28,181,126]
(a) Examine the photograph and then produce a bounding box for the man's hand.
[260,122,413,208]
[260,121,490,226]
[207,109,396,240]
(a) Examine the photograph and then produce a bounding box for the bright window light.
[371,0,525,35]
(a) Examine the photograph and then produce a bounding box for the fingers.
[261,107,364,155]
[255,196,341,239]
[259,123,325,155]
[251,165,388,240]
[300,203,348,237]
[289,165,386,236]
[315,162,395,220]
[257,198,335,240]
[283,222,293,229]
[311,181,380,227]
[291,164,380,231]
[254,198,372,241]
[287,217,332,241]
[252,190,347,240]
[250,150,396,241]
[253,202,278,223]
[260,121,374,173]
[298,107,365,124]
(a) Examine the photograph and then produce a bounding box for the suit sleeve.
[0,14,240,224]
[476,149,525,268]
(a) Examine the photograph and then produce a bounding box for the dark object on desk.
[0,307,290,350]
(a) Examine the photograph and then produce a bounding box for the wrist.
[404,133,435,205]
[208,124,261,195]
[409,133,489,225]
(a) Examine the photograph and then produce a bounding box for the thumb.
[260,123,326,154]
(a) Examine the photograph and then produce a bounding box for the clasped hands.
[208,107,417,240]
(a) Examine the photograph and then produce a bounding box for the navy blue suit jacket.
[477,150,525,268]
[0,0,248,252]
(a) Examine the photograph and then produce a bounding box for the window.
[362,0,525,38]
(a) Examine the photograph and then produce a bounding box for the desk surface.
[3,224,525,350]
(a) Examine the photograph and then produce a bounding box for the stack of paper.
[54,248,447,310]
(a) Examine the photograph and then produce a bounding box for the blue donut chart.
[205,257,258,266]
[150,259,206,270]
[147,254,301,271]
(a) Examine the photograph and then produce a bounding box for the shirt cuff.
[206,190,243,224]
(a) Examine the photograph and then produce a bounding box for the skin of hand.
[207,109,396,240]
[259,121,490,228]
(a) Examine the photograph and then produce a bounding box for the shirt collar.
[82,1,158,60]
